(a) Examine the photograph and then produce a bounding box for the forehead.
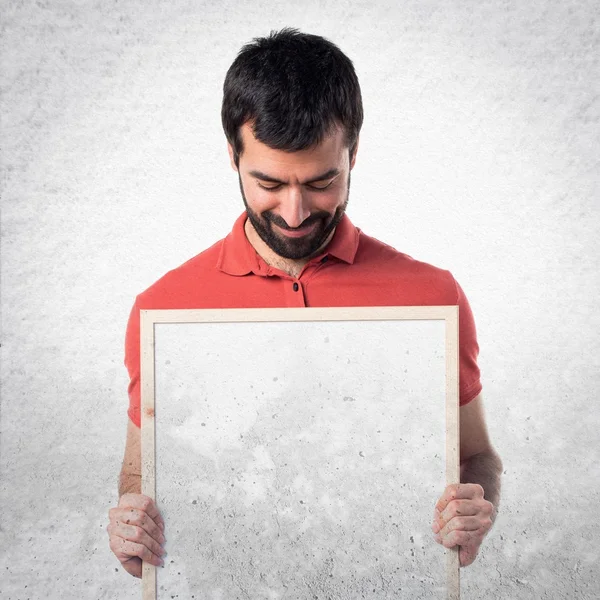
[238,123,348,174]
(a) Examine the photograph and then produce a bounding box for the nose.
[279,186,311,229]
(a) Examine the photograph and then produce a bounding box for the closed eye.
[307,180,335,191]
[257,183,282,191]
[258,180,335,192]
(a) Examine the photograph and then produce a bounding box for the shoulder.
[354,228,460,302]
[136,238,225,308]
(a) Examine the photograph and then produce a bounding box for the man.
[107,27,502,580]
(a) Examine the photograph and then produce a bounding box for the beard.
[238,173,350,260]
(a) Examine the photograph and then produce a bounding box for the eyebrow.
[248,168,341,185]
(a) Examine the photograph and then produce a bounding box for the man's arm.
[459,393,503,517]
[107,419,166,578]
[432,393,503,566]
[119,419,142,496]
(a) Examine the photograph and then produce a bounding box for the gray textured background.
[1,0,599,598]
[154,320,446,598]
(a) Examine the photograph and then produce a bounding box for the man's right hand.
[107,493,166,578]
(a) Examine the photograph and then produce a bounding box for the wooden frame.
[140,306,460,599]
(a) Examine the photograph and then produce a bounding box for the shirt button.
[293,282,299,292]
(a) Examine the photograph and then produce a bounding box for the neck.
[244,219,333,278]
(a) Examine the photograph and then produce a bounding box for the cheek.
[320,189,347,213]
[252,192,281,214]
[242,182,276,211]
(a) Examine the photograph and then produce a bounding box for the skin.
[434,395,503,566]
[232,122,357,278]
[107,420,166,577]
[107,122,503,576]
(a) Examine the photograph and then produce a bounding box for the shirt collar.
[217,212,359,276]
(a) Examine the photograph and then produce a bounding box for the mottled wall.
[1,1,598,599]
[154,319,448,598]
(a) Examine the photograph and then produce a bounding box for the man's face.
[229,123,357,260]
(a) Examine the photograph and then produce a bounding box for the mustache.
[263,211,330,231]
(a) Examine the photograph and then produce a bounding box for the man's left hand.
[432,483,494,567]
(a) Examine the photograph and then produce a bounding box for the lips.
[276,221,318,238]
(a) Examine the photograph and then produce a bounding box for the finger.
[111,537,164,568]
[110,506,165,546]
[438,498,482,526]
[440,527,485,549]
[111,522,165,559]
[118,494,166,532]
[125,507,165,545]
[435,484,484,513]
[439,516,484,538]
[432,500,476,533]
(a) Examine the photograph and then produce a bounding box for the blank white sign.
[141,307,459,599]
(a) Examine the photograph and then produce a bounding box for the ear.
[227,142,238,172]
[350,136,359,170]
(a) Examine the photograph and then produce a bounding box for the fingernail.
[158,559,164,567]
[432,522,440,533]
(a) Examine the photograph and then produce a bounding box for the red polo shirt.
[125,212,482,427]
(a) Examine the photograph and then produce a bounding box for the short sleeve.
[452,275,483,405]
[124,297,142,428]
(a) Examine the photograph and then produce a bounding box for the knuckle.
[456,531,471,544]
[446,500,459,518]
[473,484,485,497]
[126,541,142,558]
[118,493,133,507]
[109,508,122,523]
[453,529,471,545]
[139,496,152,511]
[126,510,141,525]
[442,518,454,533]
[109,537,124,554]
[452,503,463,517]
[140,546,153,561]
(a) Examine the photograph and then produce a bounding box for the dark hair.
[222,28,363,166]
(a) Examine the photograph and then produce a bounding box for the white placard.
[141,307,459,599]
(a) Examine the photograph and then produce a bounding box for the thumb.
[459,544,478,568]
[121,556,143,579]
